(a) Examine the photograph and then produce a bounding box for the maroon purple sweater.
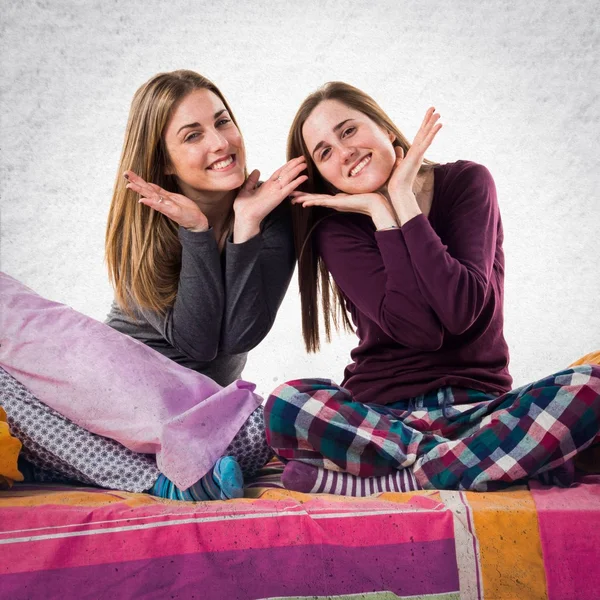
[316,160,513,405]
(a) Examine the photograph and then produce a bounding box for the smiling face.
[163,88,246,198]
[301,99,396,194]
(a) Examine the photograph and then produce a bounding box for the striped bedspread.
[1,471,599,599]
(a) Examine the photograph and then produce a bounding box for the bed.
[1,460,599,600]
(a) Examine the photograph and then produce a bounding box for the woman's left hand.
[387,107,442,199]
[233,156,308,225]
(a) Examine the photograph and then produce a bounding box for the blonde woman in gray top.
[2,70,305,502]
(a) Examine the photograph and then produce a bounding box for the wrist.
[369,196,398,230]
[186,220,209,233]
[232,220,260,244]
[389,190,421,226]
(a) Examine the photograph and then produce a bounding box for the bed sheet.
[1,468,599,600]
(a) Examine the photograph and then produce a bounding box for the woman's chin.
[340,179,387,196]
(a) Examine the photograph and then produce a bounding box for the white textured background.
[1,0,599,398]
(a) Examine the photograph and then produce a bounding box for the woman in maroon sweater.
[264,82,600,495]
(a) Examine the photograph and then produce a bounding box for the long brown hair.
[287,81,433,352]
[105,70,242,314]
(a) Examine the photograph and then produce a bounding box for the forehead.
[166,89,226,131]
[302,100,367,151]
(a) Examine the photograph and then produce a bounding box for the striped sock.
[148,456,244,501]
[282,460,421,496]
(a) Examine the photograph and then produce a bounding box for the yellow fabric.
[469,490,547,600]
[0,406,23,489]
[569,350,600,367]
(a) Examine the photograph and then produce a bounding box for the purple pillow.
[0,272,262,489]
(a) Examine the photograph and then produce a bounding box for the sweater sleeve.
[317,215,444,350]
[220,201,296,353]
[135,228,224,362]
[401,162,500,335]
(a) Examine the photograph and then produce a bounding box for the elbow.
[220,325,270,355]
[221,340,256,355]
[444,319,473,336]
[442,305,484,336]
[174,330,221,362]
[443,279,489,335]
[405,326,444,351]
[383,319,444,351]
[182,344,220,363]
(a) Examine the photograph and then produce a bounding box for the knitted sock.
[148,456,243,501]
[282,460,421,496]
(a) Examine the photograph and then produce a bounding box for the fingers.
[281,174,308,197]
[242,169,260,192]
[279,160,308,186]
[290,192,333,206]
[424,123,443,147]
[124,171,169,201]
[270,156,307,183]
[415,108,441,145]
[419,107,437,130]
[138,196,173,213]
[394,146,405,164]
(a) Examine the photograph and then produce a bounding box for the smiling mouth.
[207,155,236,171]
[349,154,372,177]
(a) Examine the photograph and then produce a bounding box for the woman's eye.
[185,132,201,142]
[342,126,356,137]
[216,118,231,127]
[321,148,331,160]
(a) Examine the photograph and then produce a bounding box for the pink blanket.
[0,272,262,488]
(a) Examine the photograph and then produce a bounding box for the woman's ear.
[387,130,396,144]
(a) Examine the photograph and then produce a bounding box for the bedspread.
[1,473,599,599]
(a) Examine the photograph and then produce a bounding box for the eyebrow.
[311,119,353,159]
[176,109,228,135]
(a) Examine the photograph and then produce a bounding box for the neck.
[179,183,237,231]
[413,168,435,215]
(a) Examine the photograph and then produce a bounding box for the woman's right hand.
[291,190,398,230]
[124,171,209,232]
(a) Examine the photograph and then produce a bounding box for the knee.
[570,363,600,382]
[264,378,338,431]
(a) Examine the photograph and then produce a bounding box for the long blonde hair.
[105,70,242,314]
[287,81,434,352]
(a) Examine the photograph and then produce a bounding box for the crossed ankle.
[282,460,421,496]
[148,456,244,501]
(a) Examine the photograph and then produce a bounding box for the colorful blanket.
[1,469,599,599]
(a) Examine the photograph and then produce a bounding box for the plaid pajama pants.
[264,364,600,491]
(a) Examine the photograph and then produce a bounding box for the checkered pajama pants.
[0,367,272,492]
[264,365,600,491]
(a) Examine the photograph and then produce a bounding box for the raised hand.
[388,107,442,199]
[124,171,209,232]
[233,156,308,224]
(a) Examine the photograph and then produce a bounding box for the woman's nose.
[339,145,357,163]
[206,128,228,151]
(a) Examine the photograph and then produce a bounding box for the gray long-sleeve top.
[105,202,295,386]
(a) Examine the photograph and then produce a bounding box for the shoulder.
[437,160,496,195]
[435,160,498,216]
